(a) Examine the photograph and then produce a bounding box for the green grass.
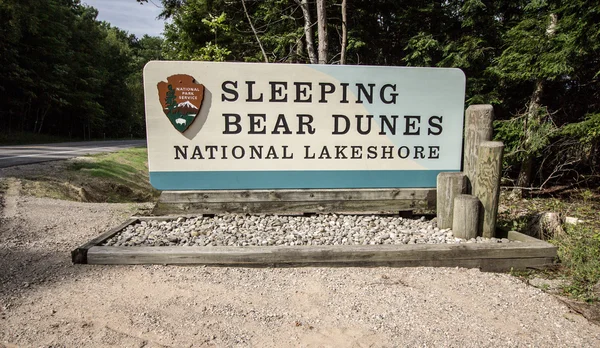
[10,146,157,203]
[553,224,600,302]
[69,147,148,181]
[499,189,600,302]
[66,147,158,203]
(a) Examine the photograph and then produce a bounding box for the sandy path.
[1,178,599,347]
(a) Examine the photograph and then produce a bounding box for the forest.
[1,0,599,189]
[0,0,163,140]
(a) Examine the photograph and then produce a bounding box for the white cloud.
[82,0,165,37]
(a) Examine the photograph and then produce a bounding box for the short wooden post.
[463,105,494,192]
[436,172,468,229]
[452,194,481,240]
[473,141,504,238]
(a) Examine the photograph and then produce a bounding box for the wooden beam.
[507,230,547,243]
[154,188,437,215]
[159,188,436,203]
[86,241,557,266]
[153,200,432,215]
[71,218,139,264]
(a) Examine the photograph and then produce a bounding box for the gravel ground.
[104,215,516,247]
[1,175,600,347]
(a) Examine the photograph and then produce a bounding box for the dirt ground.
[1,174,600,347]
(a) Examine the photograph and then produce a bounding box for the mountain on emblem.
[157,74,205,133]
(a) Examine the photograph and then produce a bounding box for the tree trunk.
[296,37,304,63]
[241,0,269,63]
[37,105,50,134]
[340,0,347,64]
[516,78,544,190]
[316,0,328,64]
[515,13,557,193]
[295,0,317,64]
[33,107,40,133]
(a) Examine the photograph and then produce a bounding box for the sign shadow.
[183,88,212,140]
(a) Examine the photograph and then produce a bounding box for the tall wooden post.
[463,105,494,192]
[436,172,468,229]
[473,141,504,238]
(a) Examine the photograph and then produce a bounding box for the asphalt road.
[0,140,147,168]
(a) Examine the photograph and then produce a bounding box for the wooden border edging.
[153,188,437,215]
[71,218,139,264]
[73,218,557,272]
[84,242,556,272]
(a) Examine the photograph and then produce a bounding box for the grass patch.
[553,224,600,302]
[499,188,600,302]
[9,146,159,203]
[65,147,159,203]
[69,148,148,182]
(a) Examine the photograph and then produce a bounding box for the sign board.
[143,61,465,190]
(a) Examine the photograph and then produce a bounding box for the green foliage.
[0,0,163,140]
[128,35,165,136]
[404,33,441,67]
[494,111,558,162]
[192,42,232,62]
[161,0,305,63]
[202,12,229,39]
[490,0,571,82]
[554,224,600,302]
[560,113,600,145]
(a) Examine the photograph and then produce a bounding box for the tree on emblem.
[165,84,179,116]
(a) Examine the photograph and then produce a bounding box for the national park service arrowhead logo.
[157,74,205,133]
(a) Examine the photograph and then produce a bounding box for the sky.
[82,0,166,38]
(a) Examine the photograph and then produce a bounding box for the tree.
[491,2,570,191]
[295,0,317,63]
[0,0,161,141]
[128,35,165,137]
[316,0,328,63]
[241,0,269,62]
[340,0,347,64]
[140,0,345,65]
[165,84,178,115]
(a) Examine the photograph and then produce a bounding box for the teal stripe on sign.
[149,170,458,190]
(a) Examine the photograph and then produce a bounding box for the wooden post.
[436,172,468,229]
[452,194,481,240]
[473,141,504,238]
[463,105,494,192]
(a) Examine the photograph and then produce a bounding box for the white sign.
[143,61,465,190]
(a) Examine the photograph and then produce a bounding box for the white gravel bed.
[103,214,515,247]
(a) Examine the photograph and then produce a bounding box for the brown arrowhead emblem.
[157,74,205,133]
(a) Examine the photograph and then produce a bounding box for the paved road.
[0,140,147,168]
